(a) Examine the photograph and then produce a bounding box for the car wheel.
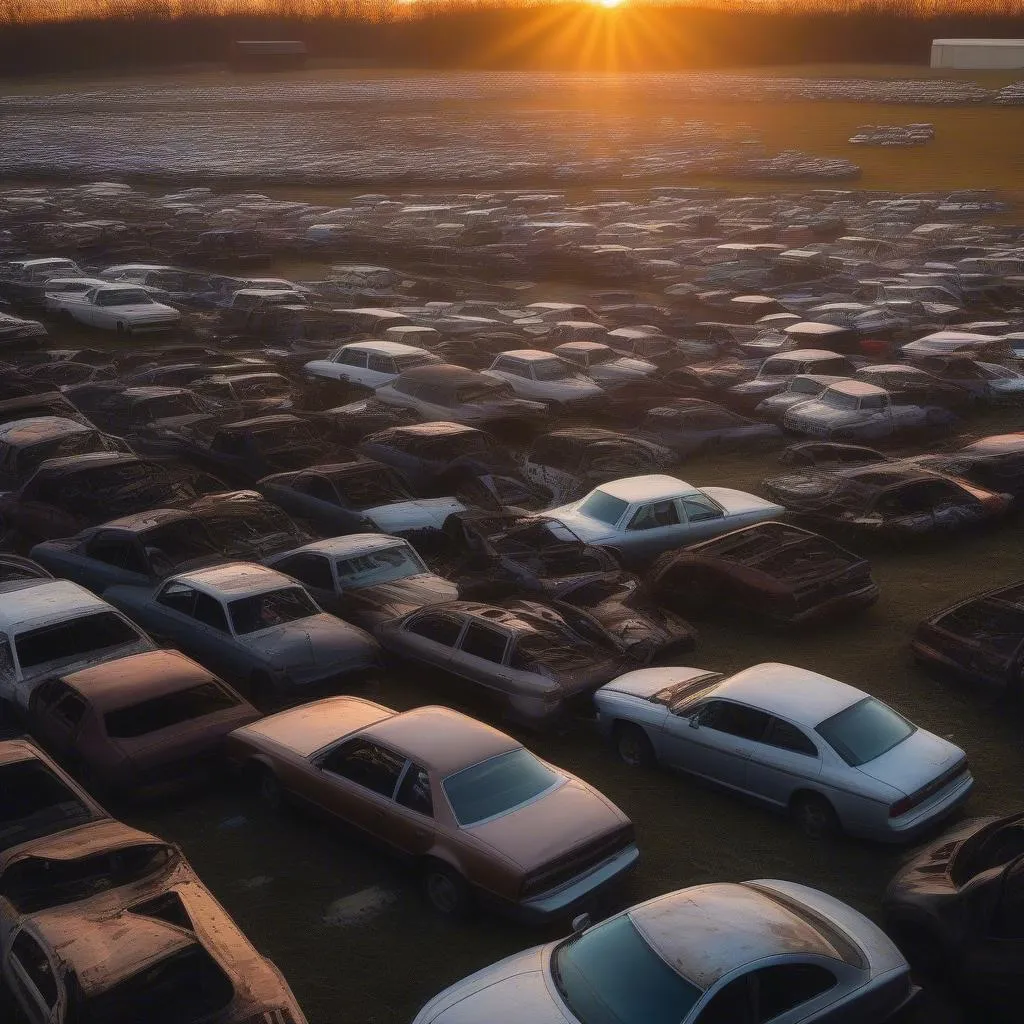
[886,919,946,977]
[253,764,284,812]
[422,860,473,918]
[791,792,840,839]
[614,723,657,769]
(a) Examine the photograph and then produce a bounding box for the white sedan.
[542,474,783,565]
[304,340,439,388]
[483,350,604,408]
[46,283,181,334]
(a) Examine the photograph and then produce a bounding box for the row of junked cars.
[1,181,1024,1023]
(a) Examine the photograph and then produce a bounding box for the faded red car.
[225,696,638,920]
[27,650,260,794]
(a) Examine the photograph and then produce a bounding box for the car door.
[746,716,823,808]
[678,493,728,542]
[396,610,464,672]
[28,679,89,765]
[3,927,62,1024]
[79,531,151,590]
[662,699,770,792]
[622,499,685,561]
[450,620,513,706]
[150,582,235,677]
[309,737,408,847]
[274,552,339,614]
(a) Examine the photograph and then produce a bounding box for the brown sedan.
[225,697,639,919]
[28,650,261,795]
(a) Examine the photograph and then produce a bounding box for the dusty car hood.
[244,613,377,667]
[414,947,570,1024]
[701,487,785,517]
[363,497,466,532]
[466,778,625,871]
[786,405,862,426]
[857,729,965,797]
[350,574,460,620]
[116,303,180,319]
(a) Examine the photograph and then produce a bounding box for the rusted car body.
[28,650,260,794]
[647,522,879,626]
[225,697,638,921]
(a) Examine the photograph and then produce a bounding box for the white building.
[931,39,1024,69]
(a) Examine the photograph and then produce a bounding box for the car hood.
[700,487,785,516]
[463,398,547,420]
[363,497,466,533]
[414,947,569,1024]
[729,376,790,395]
[857,729,965,798]
[244,613,377,667]
[601,665,714,700]
[350,574,460,619]
[785,404,860,426]
[466,778,626,871]
[115,303,179,319]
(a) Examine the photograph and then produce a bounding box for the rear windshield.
[104,682,241,738]
[0,759,93,853]
[578,489,628,526]
[48,463,199,515]
[334,544,426,586]
[0,843,176,913]
[140,521,221,570]
[228,586,318,634]
[78,944,235,1024]
[333,468,409,509]
[20,432,120,476]
[15,611,142,672]
[444,748,558,827]
[815,697,914,767]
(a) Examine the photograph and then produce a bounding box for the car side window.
[459,623,509,664]
[698,701,770,742]
[157,581,196,616]
[627,500,680,531]
[395,763,434,817]
[284,554,335,591]
[85,533,146,573]
[680,494,724,523]
[321,739,406,798]
[193,593,230,633]
[695,976,755,1024]
[763,717,818,757]
[367,354,393,374]
[52,691,88,728]
[11,930,58,1011]
[406,613,464,647]
[751,964,837,1019]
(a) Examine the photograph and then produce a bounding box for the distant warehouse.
[230,40,308,72]
[931,39,1024,70]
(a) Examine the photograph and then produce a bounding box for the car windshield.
[78,944,235,1024]
[140,395,206,420]
[334,544,426,586]
[790,378,825,396]
[0,759,94,853]
[551,915,702,1024]
[533,360,572,381]
[589,348,617,365]
[578,489,629,526]
[816,697,915,766]
[394,353,435,370]
[252,422,317,449]
[15,612,143,673]
[227,586,319,634]
[97,289,154,307]
[458,383,509,404]
[104,682,241,738]
[443,748,558,827]
[333,468,410,509]
[823,390,861,410]
[0,843,177,913]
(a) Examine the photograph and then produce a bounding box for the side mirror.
[571,913,591,934]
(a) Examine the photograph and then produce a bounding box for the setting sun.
[596,0,625,7]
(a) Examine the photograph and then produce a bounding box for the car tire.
[614,723,657,769]
[252,764,284,812]
[791,791,840,839]
[422,860,473,918]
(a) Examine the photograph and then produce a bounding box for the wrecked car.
[725,349,858,410]
[0,452,224,544]
[0,555,51,586]
[783,381,956,442]
[297,397,420,447]
[258,460,466,541]
[778,441,889,468]
[0,416,132,490]
[520,428,677,505]
[883,811,1024,1013]
[375,363,547,428]
[191,371,297,418]
[638,400,783,457]
[0,578,156,711]
[543,474,785,567]
[483,349,605,411]
[912,581,1024,694]
[550,340,657,389]
[753,373,848,421]
[304,339,440,388]
[226,697,637,919]
[267,534,459,632]
[83,385,221,454]
[28,650,260,794]
[763,463,1011,537]
[0,391,94,429]
[915,356,1024,405]
[912,433,1024,503]
[104,563,380,704]
[647,521,879,626]
[377,599,632,725]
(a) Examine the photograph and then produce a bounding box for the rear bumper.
[504,843,640,924]
[858,771,974,845]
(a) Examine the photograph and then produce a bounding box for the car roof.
[379,421,479,438]
[363,705,519,776]
[629,882,849,990]
[0,416,93,445]
[120,386,195,400]
[29,451,140,476]
[553,341,611,352]
[497,349,561,361]
[285,534,410,559]
[0,579,110,632]
[596,474,694,503]
[59,649,218,711]
[217,413,303,433]
[714,663,863,725]
[824,380,887,398]
[767,349,845,362]
[393,363,490,387]
[341,340,427,356]
[94,282,150,293]
[90,507,191,533]
[962,433,1024,455]
[171,562,295,598]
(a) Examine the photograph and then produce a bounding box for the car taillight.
[889,759,969,818]
[889,796,914,818]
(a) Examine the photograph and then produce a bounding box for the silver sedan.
[594,662,972,842]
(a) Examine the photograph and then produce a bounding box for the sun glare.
[596,0,625,7]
